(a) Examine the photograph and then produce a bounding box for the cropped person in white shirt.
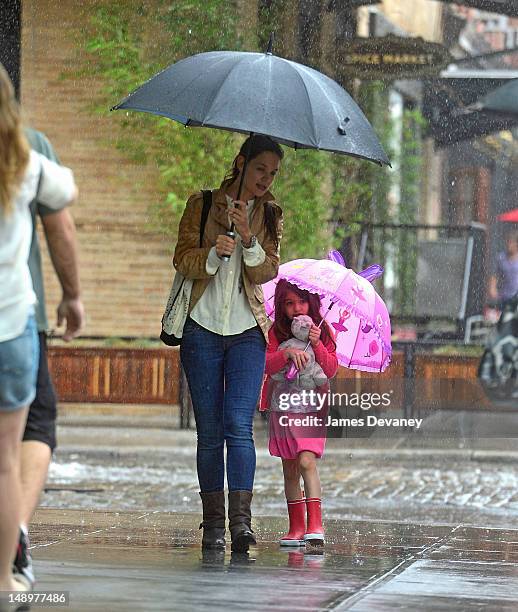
[173,135,284,554]
[0,64,77,594]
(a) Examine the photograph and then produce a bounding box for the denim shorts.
[0,315,39,412]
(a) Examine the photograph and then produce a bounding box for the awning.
[423,76,518,145]
[438,0,518,17]
[498,208,518,222]
[479,79,518,116]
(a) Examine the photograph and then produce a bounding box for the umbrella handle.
[222,132,254,263]
[285,362,298,381]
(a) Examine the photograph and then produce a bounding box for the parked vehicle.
[478,294,518,401]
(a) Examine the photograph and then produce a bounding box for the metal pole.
[222,131,254,262]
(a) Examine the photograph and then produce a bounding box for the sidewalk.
[17,404,518,610]
[25,507,518,611]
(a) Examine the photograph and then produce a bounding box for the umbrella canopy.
[498,208,518,222]
[112,44,389,166]
[478,79,518,117]
[262,255,392,373]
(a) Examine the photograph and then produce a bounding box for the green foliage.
[331,81,427,315]
[274,149,331,260]
[162,0,241,56]
[395,108,426,316]
[355,81,395,226]
[330,81,395,281]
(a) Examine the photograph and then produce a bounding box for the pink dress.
[260,327,338,459]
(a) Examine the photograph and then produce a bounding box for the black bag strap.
[200,190,212,246]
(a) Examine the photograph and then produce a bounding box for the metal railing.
[349,222,488,333]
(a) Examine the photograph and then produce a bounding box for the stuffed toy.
[272,315,328,389]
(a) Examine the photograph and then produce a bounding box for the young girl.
[260,280,338,546]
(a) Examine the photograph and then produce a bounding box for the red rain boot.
[305,497,324,545]
[279,499,306,546]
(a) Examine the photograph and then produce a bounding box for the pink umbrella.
[498,208,518,222]
[263,251,392,373]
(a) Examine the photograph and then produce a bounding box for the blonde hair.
[0,63,29,214]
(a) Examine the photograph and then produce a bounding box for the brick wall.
[21,0,174,337]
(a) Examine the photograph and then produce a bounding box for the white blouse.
[0,150,76,342]
[190,195,266,335]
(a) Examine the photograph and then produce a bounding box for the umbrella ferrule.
[266,32,275,55]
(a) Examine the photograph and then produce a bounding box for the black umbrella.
[112,36,389,250]
[112,37,389,166]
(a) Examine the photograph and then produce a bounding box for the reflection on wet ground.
[25,423,518,609]
[29,509,518,611]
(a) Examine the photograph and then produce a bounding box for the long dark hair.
[224,135,284,249]
[273,280,335,348]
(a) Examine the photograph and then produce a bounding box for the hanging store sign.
[337,35,451,79]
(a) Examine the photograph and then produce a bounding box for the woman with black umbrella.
[173,135,283,553]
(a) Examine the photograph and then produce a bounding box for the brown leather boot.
[199,491,226,549]
[228,490,256,553]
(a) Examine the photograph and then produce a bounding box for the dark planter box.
[48,346,486,410]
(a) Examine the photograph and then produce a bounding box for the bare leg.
[0,407,28,591]
[298,451,321,499]
[281,459,303,501]
[20,441,52,527]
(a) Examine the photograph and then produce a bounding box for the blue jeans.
[180,318,266,492]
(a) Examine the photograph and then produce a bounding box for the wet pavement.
[20,410,518,610]
[45,421,518,529]
[28,508,518,611]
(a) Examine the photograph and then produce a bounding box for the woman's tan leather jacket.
[173,182,283,342]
